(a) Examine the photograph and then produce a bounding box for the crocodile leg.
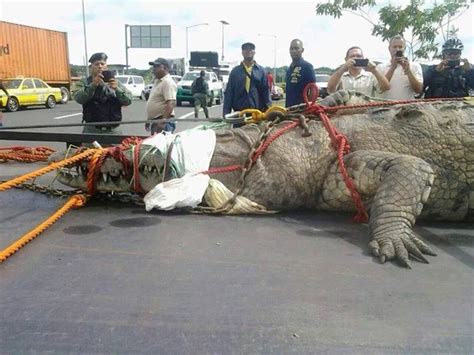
[319,150,437,268]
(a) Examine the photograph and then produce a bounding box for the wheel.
[6,97,19,112]
[45,95,56,109]
[215,90,222,105]
[141,91,146,100]
[60,87,69,104]
[176,99,182,107]
[208,92,214,107]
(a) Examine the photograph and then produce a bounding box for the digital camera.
[354,58,369,67]
[101,70,115,82]
[447,59,460,68]
[394,50,404,58]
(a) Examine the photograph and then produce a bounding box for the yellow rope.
[0,194,88,263]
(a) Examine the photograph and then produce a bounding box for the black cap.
[88,52,108,63]
[241,42,255,50]
[149,57,170,68]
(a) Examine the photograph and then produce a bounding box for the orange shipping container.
[0,21,71,94]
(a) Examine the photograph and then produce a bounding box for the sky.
[1,0,473,70]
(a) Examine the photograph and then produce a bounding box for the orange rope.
[0,149,100,192]
[0,146,55,162]
[86,149,109,195]
[0,194,87,263]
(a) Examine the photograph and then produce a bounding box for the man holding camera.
[376,35,423,100]
[327,46,389,97]
[423,38,473,98]
[73,52,132,138]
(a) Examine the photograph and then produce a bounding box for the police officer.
[73,52,133,141]
[423,39,474,98]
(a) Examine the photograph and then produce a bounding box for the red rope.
[303,94,369,222]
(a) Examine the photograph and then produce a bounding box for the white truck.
[176,70,223,106]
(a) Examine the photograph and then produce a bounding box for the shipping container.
[0,21,71,103]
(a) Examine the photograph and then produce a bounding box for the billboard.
[129,25,171,48]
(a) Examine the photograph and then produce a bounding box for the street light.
[185,23,209,68]
[258,33,277,81]
[220,20,230,62]
[81,0,89,76]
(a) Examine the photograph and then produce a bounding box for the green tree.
[315,0,469,60]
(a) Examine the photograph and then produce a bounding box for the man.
[267,71,274,93]
[423,38,473,98]
[73,52,132,140]
[145,57,177,134]
[223,42,271,117]
[191,70,209,118]
[376,35,423,100]
[327,46,390,97]
[285,39,316,107]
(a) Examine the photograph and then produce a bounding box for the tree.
[315,0,470,60]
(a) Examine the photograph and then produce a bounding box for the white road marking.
[177,103,222,119]
[53,112,82,120]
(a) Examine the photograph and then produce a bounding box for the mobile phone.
[101,70,114,82]
[447,59,460,68]
[394,50,404,58]
[354,58,369,67]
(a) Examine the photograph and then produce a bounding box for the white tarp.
[142,129,216,211]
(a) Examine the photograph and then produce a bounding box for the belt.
[95,125,116,131]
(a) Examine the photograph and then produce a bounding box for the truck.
[177,51,224,106]
[0,21,72,104]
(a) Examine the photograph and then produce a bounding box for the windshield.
[183,72,211,81]
[116,77,128,84]
[316,74,330,82]
[183,72,200,81]
[2,79,22,89]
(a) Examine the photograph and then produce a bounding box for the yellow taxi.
[0,77,62,112]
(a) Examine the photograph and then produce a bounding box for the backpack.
[192,77,205,95]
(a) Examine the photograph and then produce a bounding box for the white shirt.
[376,62,423,100]
[146,73,177,119]
[337,69,380,97]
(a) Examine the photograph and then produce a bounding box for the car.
[140,75,183,101]
[176,70,223,106]
[0,77,62,112]
[115,75,145,98]
[271,85,284,101]
[315,73,331,98]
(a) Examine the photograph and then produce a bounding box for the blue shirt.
[223,62,271,115]
[285,58,316,107]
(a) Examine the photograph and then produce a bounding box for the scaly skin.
[51,91,474,268]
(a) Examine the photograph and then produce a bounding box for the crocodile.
[51,91,474,268]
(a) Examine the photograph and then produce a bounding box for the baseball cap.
[241,42,255,50]
[148,57,170,68]
[89,52,108,63]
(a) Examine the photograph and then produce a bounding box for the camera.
[394,50,404,58]
[354,58,369,67]
[447,59,460,68]
[101,70,114,82]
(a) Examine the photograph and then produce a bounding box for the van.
[115,75,145,98]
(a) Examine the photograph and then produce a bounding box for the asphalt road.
[0,100,473,353]
[1,98,220,145]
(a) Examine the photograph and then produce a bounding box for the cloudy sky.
[1,0,473,70]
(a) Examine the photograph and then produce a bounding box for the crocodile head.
[49,146,166,193]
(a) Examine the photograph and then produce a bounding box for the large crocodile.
[52,91,474,268]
